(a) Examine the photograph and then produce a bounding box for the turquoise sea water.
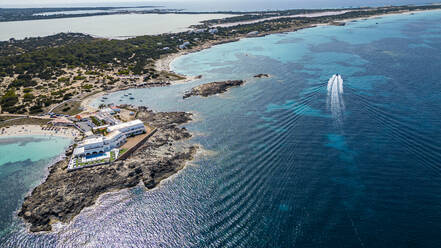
[3,10,441,247]
[0,136,71,243]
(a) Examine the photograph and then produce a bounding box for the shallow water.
[0,13,235,41]
[0,136,71,243]
[2,10,441,247]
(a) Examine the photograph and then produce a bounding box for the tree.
[23,93,35,102]
[0,89,19,113]
[1,89,18,107]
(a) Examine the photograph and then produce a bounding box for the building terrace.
[69,119,148,171]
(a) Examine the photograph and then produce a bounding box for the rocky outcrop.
[18,109,197,232]
[329,21,346,26]
[183,80,244,99]
[254,73,270,78]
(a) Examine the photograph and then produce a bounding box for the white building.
[107,119,146,137]
[247,31,259,36]
[73,130,126,157]
[179,41,191,49]
[84,131,94,137]
[73,136,105,157]
[208,28,218,34]
[92,124,109,132]
[188,28,206,34]
[100,108,116,115]
[103,130,126,149]
[73,120,145,157]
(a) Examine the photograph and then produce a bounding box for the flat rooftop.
[107,119,144,132]
[105,130,122,140]
[81,136,103,145]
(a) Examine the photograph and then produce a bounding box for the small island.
[254,74,271,78]
[183,80,244,99]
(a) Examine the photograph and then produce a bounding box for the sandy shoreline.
[77,8,441,112]
[212,10,353,28]
[153,8,440,75]
[330,9,439,24]
[154,37,242,74]
[0,125,81,139]
[81,91,105,112]
[12,7,441,234]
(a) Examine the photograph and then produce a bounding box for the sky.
[2,0,176,7]
[0,0,434,10]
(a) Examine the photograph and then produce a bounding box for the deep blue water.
[2,10,441,247]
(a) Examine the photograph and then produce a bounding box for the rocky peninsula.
[183,80,244,99]
[9,4,441,233]
[18,108,197,232]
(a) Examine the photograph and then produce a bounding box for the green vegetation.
[8,75,37,88]
[90,116,104,126]
[0,6,163,22]
[23,93,35,102]
[73,157,109,168]
[82,84,93,90]
[117,69,130,75]
[0,89,19,113]
[109,150,118,162]
[85,70,101,75]
[58,77,70,83]
[199,8,350,26]
[51,89,67,97]
[0,115,17,121]
[52,100,82,116]
[1,4,440,115]
[73,76,86,80]
[0,117,50,128]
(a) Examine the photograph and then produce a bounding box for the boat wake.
[327,74,345,126]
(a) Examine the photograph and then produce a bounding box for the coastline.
[154,8,441,74]
[211,10,353,28]
[154,37,242,74]
[152,35,263,74]
[14,7,441,233]
[0,125,80,139]
[326,8,441,24]
[18,108,199,232]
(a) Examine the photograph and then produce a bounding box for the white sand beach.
[0,125,80,139]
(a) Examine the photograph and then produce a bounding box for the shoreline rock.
[329,21,346,26]
[253,74,271,78]
[183,80,244,99]
[18,108,197,232]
